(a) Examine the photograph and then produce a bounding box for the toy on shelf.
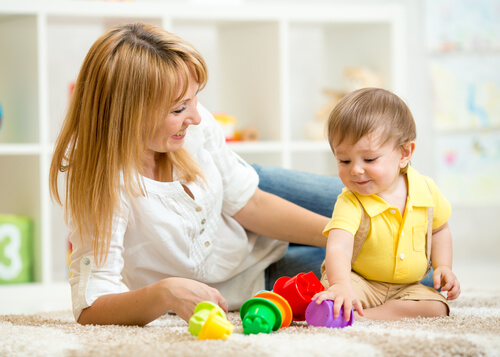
[236,126,259,142]
[188,301,234,340]
[67,237,73,278]
[0,101,3,130]
[213,112,260,142]
[305,66,383,140]
[306,300,354,329]
[0,215,33,284]
[240,297,282,335]
[272,271,324,321]
[253,290,292,328]
[213,113,237,141]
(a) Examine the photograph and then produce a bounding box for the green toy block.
[0,215,33,284]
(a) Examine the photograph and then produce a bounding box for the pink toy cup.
[272,271,324,321]
[305,300,354,328]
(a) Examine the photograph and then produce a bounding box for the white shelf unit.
[0,0,407,311]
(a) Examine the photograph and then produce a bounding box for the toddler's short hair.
[327,87,416,154]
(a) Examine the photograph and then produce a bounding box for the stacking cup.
[198,308,234,340]
[273,272,324,321]
[253,291,293,328]
[240,297,282,335]
[188,301,227,337]
[305,300,354,328]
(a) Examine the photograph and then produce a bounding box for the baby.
[313,88,461,321]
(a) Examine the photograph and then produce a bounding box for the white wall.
[402,0,500,266]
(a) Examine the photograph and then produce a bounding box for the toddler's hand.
[312,283,363,321]
[433,266,461,300]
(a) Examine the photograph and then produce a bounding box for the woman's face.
[146,73,201,155]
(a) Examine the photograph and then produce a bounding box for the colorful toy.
[188,301,233,340]
[213,113,237,141]
[198,308,234,340]
[240,297,282,335]
[273,271,324,321]
[213,112,260,142]
[306,300,354,329]
[253,290,292,328]
[235,126,260,142]
[306,66,383,140]
[0,215,33,284]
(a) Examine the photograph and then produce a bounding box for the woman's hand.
[312,282,364,321]
[78,277,227,326]
[159,277,228,322]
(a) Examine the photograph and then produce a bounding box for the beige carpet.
[1,289,500,357]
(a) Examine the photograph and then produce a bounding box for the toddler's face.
[333,132,404,197]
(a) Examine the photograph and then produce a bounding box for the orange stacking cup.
[254,291,293,328]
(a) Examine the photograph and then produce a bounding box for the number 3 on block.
[0,224,23,280]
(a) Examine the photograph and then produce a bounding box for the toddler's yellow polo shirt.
[323,166,451,284]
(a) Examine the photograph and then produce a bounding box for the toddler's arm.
[312,229,364,320]
[431,222,461,300]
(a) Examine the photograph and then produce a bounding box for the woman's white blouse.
[68,104,288,321]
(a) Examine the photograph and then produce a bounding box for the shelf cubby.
[0,15,39,145]
[0,1,408,311]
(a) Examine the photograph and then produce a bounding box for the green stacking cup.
[240,297,282,335]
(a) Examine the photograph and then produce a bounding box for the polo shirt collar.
[350,166,434,217]
[406,165,434,208]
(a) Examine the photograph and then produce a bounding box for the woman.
[50,22,343,326]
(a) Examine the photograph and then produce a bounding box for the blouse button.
[83,258,90,265]
[201,218,206,225]
[204,241,210,247]
[200,228,205,235]
[195,206,202,212]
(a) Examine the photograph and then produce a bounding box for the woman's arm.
[233,188,329,247]
[77,277,228,326]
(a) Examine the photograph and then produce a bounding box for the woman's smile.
[172,128,187,139]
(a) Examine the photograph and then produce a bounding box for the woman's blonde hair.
[327,87,416,174]
[49,23,208,266]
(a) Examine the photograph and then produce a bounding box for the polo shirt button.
[83,258,90,265]
[400,253,405,260]
[390,209,396,214]
[195,206,202,212]
[204,241,210,247]
[401,232,404,237]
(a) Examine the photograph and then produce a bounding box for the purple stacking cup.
[305,300,354,328]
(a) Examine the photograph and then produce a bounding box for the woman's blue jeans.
[251,164,343,290]
[253,164,434,291]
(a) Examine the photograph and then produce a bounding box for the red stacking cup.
[272,271,324,321]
